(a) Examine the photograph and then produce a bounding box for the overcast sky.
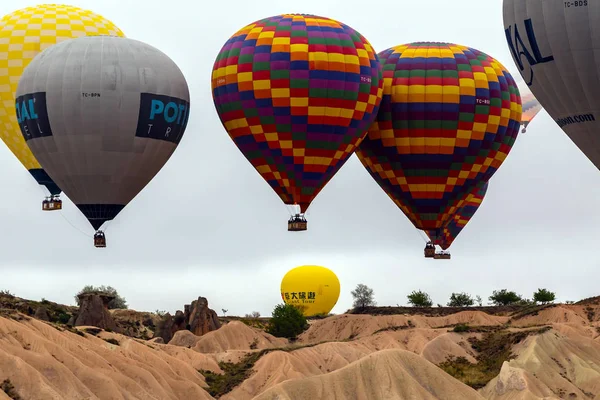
[1,0,599,317]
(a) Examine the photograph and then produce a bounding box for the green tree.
[488,289,522,306]
[351,284,376,309]
[533,288,556,304]
[407,290,433,307]
[74,285,128,310]
[266,303,308,339]
[447,292,474,307]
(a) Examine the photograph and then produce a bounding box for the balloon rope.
[36,185,92,238]
[102,220,112,232]
[417,229,429,243]
[59,211,93,238]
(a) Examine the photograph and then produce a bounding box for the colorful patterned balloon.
[212,14,383,214]
[426,181,488,250]
[356,42,521,233]
[517,81,542,133]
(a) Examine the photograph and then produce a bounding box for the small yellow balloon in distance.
[0,4,125,192]
[280,265,340,317]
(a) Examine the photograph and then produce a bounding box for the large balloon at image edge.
[426,181,488,250]
[355,42,521,235]
[211,14,384,214]
[15,35,190,231]
[517,81,542,133]
[0,4,125,196]
[503,0,600,169]
[280,265,340,316]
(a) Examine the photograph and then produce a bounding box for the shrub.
[447,292,475,307]
[407,290,433,307]
[266,303,308,339]
[74,285,128,310]
[453,324,471,333]
[488,289,522,306]
[533,288,556,304]
[57,313,71,324]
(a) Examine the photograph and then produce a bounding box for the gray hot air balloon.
[15,35,190,247]
[503,0,600,169]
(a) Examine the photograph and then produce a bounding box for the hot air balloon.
[426,181,488,258]
[16,35,190,247]
[0,4,125,211]
[517,81,542,133]
[211,14,383,231]
[280,265,340,316]
[355,42,521,257]
[503,1,600,168]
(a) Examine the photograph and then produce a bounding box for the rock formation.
[74,292,119,332]
[187,297,221,336]
[34,306,50,321]
[153,296,220,342]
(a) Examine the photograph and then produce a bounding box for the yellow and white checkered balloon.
[0,4,125,185]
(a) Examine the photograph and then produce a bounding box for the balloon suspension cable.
[101,220,112,233]
[37,186,92,238]
[286,203,304,218]
[59,212,93,238]
[417,229,430,243]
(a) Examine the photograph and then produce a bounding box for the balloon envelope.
[517,81,542,132]
[16,36,190,230]
[212,14,383,213]
[280,265,340,316]
[426,181,488,250]
[355,42,521,234]
[0,4,125,196]
[503,0,600,167]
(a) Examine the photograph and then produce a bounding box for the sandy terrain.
[1,303,600,399]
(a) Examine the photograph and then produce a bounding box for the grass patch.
[199,351,264,398]
[348,305,525,317]
[453,324,470,333]
[1,379,21,399]
[82,327,102,336]
[438,327,551,389]
[509,304,556,321]
[373,320,415,334]
[585,306,595,322]
[103,338,120,346]
[198,340,337,397]
[67,327,85,337]
[450,324,501,333]
[576,296,600,305]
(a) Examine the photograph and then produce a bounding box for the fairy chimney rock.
[75,292,119,331]
[189,296,221,336]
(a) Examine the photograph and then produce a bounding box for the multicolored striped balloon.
[212,14,383,214]
[356,42,521,234]
[426,181,488,250]
[517,81,542,133]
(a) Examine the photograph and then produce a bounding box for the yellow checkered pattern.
[0,4,124,171]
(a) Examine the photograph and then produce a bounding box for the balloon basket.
[288,214,307,231]
[94,231,106,248]
[434,251,451,260]
[42,195,62,211]
[424,242,435,258]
